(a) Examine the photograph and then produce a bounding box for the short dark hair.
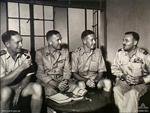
[81,30,95,40]
[2,30,19,44]
[125,31,140,42]
[46,30,60,41]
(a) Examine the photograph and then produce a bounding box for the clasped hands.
[86,79,96,88]
[58,79,69,92]
[122,74,144,85]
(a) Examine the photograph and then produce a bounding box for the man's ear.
[47,38,52,45]
[5,42,10,47]
[134,40,138,46]
[82,39,86,45]
[49,41,52,45]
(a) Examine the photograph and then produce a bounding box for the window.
[68,8,85,51]
[33,5,54,50]
[92,10,99,47]
[7,2,54,50]
[8,2,30,50]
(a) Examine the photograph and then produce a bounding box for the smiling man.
[112,31,150,113]
[71,30,111,94]
[0,30,42,113]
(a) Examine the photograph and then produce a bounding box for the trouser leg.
[97,79,111,92]
[31,98,43,113]
[113,86,124,113]
[21,83,43,113]
[124,89,139,113]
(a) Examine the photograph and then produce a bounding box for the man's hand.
[20,57,32,71]
[13,87,22,106]
[58,80,69,92]
[124,74,136,85]
[47,80,57,88]
[86,79,95,88]
[133,76,145,85]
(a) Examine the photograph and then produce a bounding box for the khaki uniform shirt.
[0,48,30,78]
[0,48,30,87]
[112,48,150,83]
[35,46,71,86]
[71,47,106,79]
[112,48,150,95]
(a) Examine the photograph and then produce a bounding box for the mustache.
[123,44,126,47]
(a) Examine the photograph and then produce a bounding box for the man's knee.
[1,87,12,102]
[129,89,139,97]
[103,79,111,92]
[32,83,42,98]
[113,86,121,93]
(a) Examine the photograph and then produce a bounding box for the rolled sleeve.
[111,52,124,77]
[98,53,107,73]
[63,50,71,80]
[143,54,150,83]
[71,52,79,72]
[0,58,5,78]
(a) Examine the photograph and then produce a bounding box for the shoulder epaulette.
[73,47,80,53]
[118,48,123,52]
[0,50,7,56]
[77,47,82,51]
[139,48,149,55]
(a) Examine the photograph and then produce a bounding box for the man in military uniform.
[71,30,111,94]
[0,30,42,113]
[112,31,150,113]
[36,30,77,97]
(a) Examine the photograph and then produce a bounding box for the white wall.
[68,8,85,51]
[54,7,68,44]
[106,0,150,62]
[0,2,7,49]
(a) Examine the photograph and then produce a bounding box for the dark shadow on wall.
[100,46,116,82]
[99,46,119,113]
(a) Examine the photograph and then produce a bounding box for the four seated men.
[1,30,149,113]
[0,30,42,113]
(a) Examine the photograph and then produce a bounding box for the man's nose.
[59,40,62,44]
[123,41,126,45]
[19,42,23,47]
[93,40,96,44]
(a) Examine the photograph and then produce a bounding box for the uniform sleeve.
[143,54,150,83]
[35,51,52,84]
[62,50,71,80]
[98,50,107,73]
[111,52,124,77]
[71,51,79,72]
[0,57,6,78]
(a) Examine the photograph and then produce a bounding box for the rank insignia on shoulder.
[0,50,7,56]
[118,48,123,52]
[139,48,149,55]
[75,47,81,52]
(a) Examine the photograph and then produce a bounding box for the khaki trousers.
[113,85,139,113]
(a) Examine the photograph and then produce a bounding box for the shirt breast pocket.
[89,61,98,72]
[57,59,65,67]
